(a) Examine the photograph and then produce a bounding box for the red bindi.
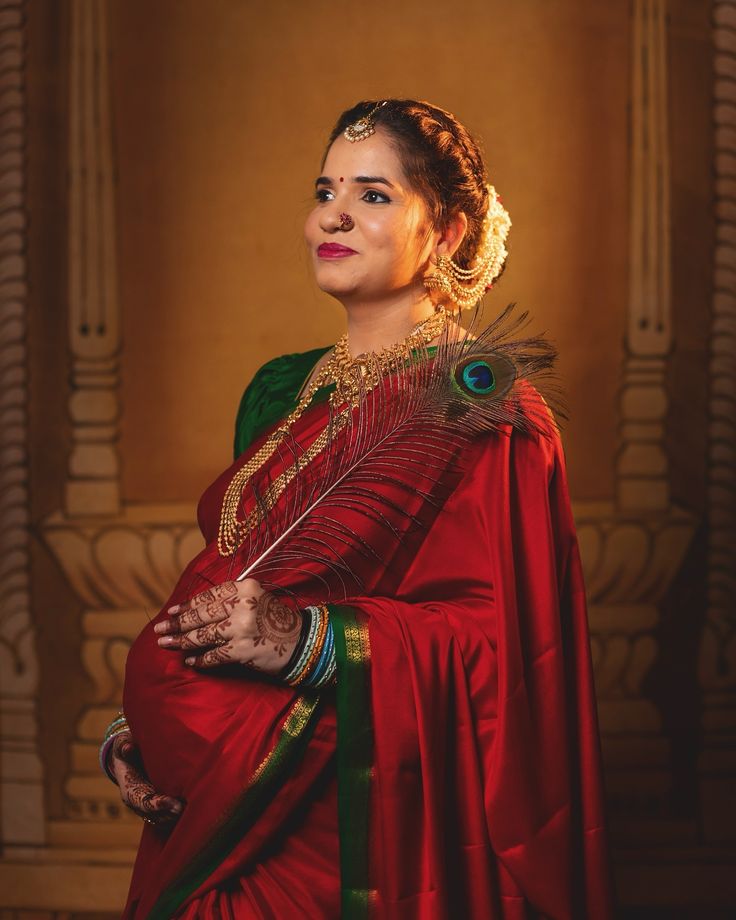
[339,176,344,182]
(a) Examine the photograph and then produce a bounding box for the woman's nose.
[319,205,353,233]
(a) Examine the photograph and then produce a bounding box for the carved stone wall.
[0,0,45,850]
[698,0,736,848]
[618,0,673,514]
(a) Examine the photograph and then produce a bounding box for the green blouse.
[234,344,439,459]
[233,346,332,458]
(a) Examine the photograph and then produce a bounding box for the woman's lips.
[318,243,358,259]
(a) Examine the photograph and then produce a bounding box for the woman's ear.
[434,211,469,261]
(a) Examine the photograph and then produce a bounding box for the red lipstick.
[318,242,358,258]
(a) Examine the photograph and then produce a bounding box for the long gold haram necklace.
[217,306,451,557]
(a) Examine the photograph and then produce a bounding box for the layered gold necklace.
[217,306,450,556]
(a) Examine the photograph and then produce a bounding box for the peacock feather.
[221,301,568,604]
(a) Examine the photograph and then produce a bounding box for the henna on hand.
[159,579,303,675]
[181,584,239,631]
[248,592,302,657]
[178,618,231,651]
[185,639,236,669]
[110,733,184,824]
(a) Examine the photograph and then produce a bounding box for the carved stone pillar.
[65,0,121,519]
[0,0,45,848]
[617,0,672,513]
[594,0,699,824]
[43,509,203,827]
[34,1,203,838]
[698,0,736,846]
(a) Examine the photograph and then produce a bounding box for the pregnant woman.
[102,98,615,919]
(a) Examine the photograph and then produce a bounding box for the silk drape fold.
[335,417,615,918]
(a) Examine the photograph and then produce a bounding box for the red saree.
[121,348,615,918]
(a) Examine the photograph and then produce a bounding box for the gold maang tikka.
[343,100,389,143]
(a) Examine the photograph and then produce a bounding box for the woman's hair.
[323,98,506,279]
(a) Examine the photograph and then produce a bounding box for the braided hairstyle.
[323,98,508,282]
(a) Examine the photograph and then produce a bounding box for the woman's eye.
[315,189,334,202]
[362,189,390,204]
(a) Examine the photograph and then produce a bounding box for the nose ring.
[338,212,354,230]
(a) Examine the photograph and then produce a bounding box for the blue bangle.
[282,607,315,684]
[303,624,331,686]
[303,620,336,688]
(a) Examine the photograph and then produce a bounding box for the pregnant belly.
[122,617,296,800]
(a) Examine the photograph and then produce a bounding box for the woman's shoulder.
[464,377,562,472]
[249,344,332,388]
[245,344,334,399]
[233,344,333,458]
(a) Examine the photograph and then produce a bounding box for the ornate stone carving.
[43,507,204,611]
[65,0,121,518]
[42,504,203,822]
[698,0,736,846]
[617,0,672,512]
[575,503,696,732]
[0,0,45,848]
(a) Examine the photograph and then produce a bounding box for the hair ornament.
[424,183,511,312]
[343,100,389,143]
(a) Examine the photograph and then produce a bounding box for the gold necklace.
[217,306,450,556]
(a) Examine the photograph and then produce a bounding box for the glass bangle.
[286,606,329,687]
[303,621,335,687]
[99,726,129,784]
[293,613,328,684]
[283,606,320,685]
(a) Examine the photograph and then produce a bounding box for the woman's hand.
[109,732,184,825]
[154,579,302,677]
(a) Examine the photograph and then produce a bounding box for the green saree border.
[328,603,374,919]
[146,693,322,920]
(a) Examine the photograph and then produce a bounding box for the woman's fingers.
[109,733,184,824]
[162,618,233,651]
[155,580,241,636]
[115,756,185,824]
[137,790,184,821]
[184,639,250,669]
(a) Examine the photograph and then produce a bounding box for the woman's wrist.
[280,605,336,689]
[278,607,311,678]
[99,709,131,784]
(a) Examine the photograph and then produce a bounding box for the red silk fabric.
[121,380,615,918]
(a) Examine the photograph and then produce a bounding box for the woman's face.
[304,128,437,304]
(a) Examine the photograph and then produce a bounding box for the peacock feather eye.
[463,359,496,394]
[456,358,497,396]
[450,350,518,404]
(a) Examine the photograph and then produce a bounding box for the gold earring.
[424,254,454,298]
[423,184,511,311]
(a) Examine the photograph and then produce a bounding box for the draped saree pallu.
[121,304,616,920]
